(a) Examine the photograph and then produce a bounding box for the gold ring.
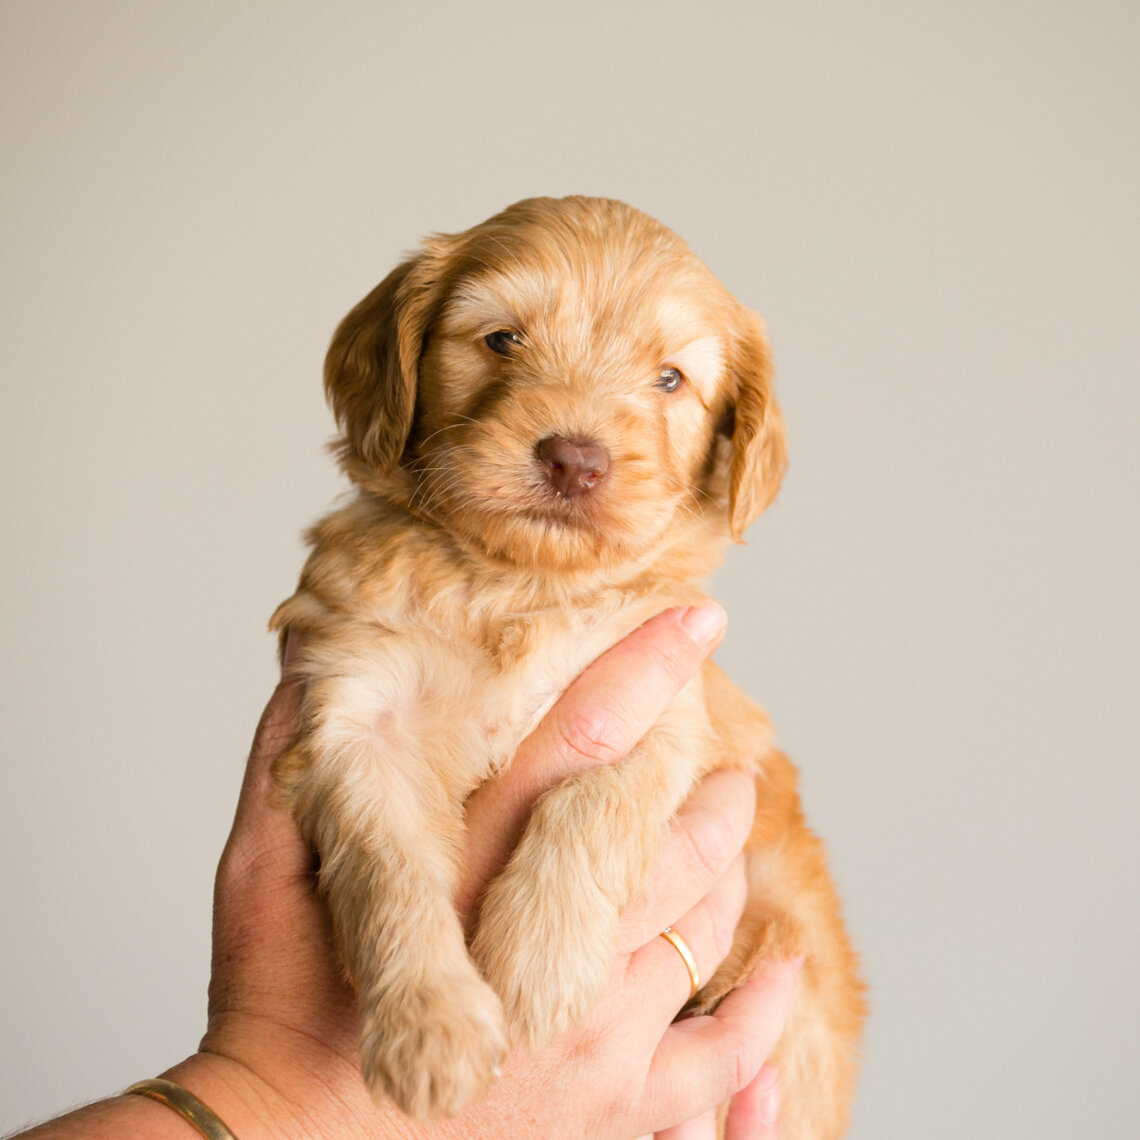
[660,926,700,1000]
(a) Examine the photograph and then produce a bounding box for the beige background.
[2,2,1137,1136]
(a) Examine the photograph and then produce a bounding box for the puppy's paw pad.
[359,974,507,1120]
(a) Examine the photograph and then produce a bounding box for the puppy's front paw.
[473,868,618,1048]
[359,970,507,1120]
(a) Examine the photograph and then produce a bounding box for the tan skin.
[20,605,800,1140]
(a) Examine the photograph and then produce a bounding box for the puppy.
[271,196,865,1136]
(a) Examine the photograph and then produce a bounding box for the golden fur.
[271,196,864,1135]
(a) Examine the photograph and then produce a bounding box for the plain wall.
[2,2,1137,1136]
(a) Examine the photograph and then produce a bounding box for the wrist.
[158,1053,301,1140]
[162,1045,422,1140]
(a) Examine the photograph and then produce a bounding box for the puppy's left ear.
[726,311,787,542]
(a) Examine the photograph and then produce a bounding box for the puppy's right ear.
[324,241,452,477]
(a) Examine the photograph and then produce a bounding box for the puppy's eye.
[485,329,523,355]
[654,367,684,393]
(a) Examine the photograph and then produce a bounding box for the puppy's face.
[325,197,785,572]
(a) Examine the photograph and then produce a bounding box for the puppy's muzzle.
[535,436,610,499]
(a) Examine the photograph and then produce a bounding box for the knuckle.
[731,1040,753,1098]
[706,885,745,961]
[684,870,745,981]
[214,842,243,897]
[554,700,627,767]
[709,1025,761,1103]
[679,804,737,884]
[605,1069,644,1127]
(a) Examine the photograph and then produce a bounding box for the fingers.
[215,641,309,898]
[653,1108,719,1140]
[532,602,725,773]
[512,601,722,786]
[205,634,357,1057]
[618,767,755,1035]
[620,768,756,952]
[724,1065,782,1138]
[627,854,747,1031]
[229,674,304,837]
[638,958,802,1134]
[461,603,725,897]
[515,601,725,788]
[650,1068,781,1140]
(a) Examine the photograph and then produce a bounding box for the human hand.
[164,603,800,1140]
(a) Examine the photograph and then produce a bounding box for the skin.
[18,604,800,1140]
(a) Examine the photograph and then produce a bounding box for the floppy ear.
[324,240,453,477]
[727,311,788,541]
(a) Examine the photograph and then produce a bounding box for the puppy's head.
[325,197,786,571]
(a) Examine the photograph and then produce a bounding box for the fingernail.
[679,602,726,648]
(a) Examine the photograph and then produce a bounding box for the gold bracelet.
[123,1078,239,1140]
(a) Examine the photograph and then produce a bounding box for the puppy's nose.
[535,435,611,497]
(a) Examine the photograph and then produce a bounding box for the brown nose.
[535,435,611,497]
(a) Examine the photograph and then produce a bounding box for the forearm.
[16,1089,193,1140]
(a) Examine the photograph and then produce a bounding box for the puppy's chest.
[392,603,661,795]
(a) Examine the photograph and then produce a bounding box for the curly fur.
[271,196,864,1134]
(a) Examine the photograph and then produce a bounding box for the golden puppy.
[271,196,864,1136]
